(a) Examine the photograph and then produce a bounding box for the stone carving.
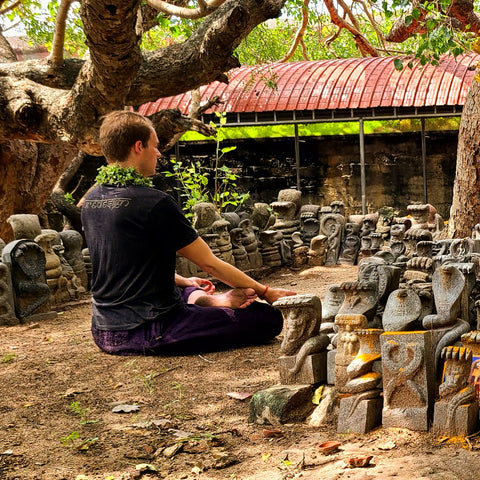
[211,219,235,265]
[259,230,282,267]
[381,331,436,431]
[338,223,361,265]
[321,284,345,332]
[59,230,89,290]
[337,328,383,434]
[382,288,422,332]
[239,218,263,269]
[334,313,368,391]
[0,237,6,254]
[330,200,345,217]
[360,213,378,238]
[358,257,401,323]
[299,211,320,245]
[2,240,52,321]
[81,248,92,289]
[376,206,396,240]
[274,294,329,384]
[230,228,251,270]
[35,231,70,305]
[291,245,309,270]
[307,234,327,266]
[336,281,378,323]
[250,203,275,231]
[192,202,221,236]
[433,347,477,436]
[422,265,470,372]
[404,227,432,258]
[319,213,345,265]
[270,198,300,244]
[7,214,42,240]
[0,261,18,326]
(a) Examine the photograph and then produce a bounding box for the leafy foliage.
[164,112,249,217]
[95,164,154,188]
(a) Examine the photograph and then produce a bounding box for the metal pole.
[421,117,428,203]
[295,124,301,190]
[359,118,366,214]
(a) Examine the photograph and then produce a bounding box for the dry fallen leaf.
[345,455,374,468]
[112,404,139,413]
[226,391,253,401]
[263,428,284,438]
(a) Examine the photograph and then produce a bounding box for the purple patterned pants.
[91,287,283,355]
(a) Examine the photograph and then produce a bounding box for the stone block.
[327,349,336,385]
[279,352,327,385]
[249,385,314,425]
[433,401,479,437]
[337,395,383,434]
[380,331,435,431]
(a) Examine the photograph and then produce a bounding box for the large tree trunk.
[448,78,480,238]
[0,141,77,241]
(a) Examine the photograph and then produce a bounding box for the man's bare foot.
[189,288,257,309]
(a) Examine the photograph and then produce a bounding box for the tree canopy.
[0,0,479,240]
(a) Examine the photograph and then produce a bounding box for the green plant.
[69,401,100,425]
[1,352,17,363]
[60,430,98,451]
[64,192,75,204]
[164,159,210,217]
[164,111,249,216]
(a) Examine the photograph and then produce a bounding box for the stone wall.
[166,130,457,219]
[73,130,458,220]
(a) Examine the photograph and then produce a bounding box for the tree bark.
[0,0,287,239]
[448,79,480,238]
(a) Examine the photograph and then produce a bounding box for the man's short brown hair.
[99,111,154,163]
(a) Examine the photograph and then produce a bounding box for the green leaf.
[393,58,403,71]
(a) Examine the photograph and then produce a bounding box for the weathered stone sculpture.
[320,213,345,265]
[338,223,361,265]
[259,230,282,267]
[35,231,70,305]
[382,288,422,332]
[334,313,368,391]
[321,284,345,332]
[338,328,383,434]
[211,219,235,265]
[0,261,17,326]
[274,294,329,384]
[307,234,327,266]
[422,265,470,371]
[239,218,263,269]
[230,228,251,270]
[336,281,378,324]
[2,240,53,321]
[192,202,221,236]
[433,347,477,436]
[81,248,92,289]
[250,202,275,231]
[59,230,89,290]
[381,331,436,431]
[7,214,42,240]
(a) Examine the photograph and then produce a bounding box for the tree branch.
[0,0,21,15]
[48,0,75,66]
[279,0,310,62]
[147,0,226,20]
[323,0,378,56]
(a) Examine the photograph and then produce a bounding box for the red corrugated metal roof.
[138,55,480,116]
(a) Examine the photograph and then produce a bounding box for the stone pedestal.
[337,395,383,434]
[433,402,478,437]
[279,352,327,385]
[327,349,336,385]
[249,385,314,425]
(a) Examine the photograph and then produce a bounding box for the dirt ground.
[2,264,480,480]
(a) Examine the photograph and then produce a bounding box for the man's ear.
[133,140,143,154]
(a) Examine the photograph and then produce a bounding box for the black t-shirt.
[81,185,198,330]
